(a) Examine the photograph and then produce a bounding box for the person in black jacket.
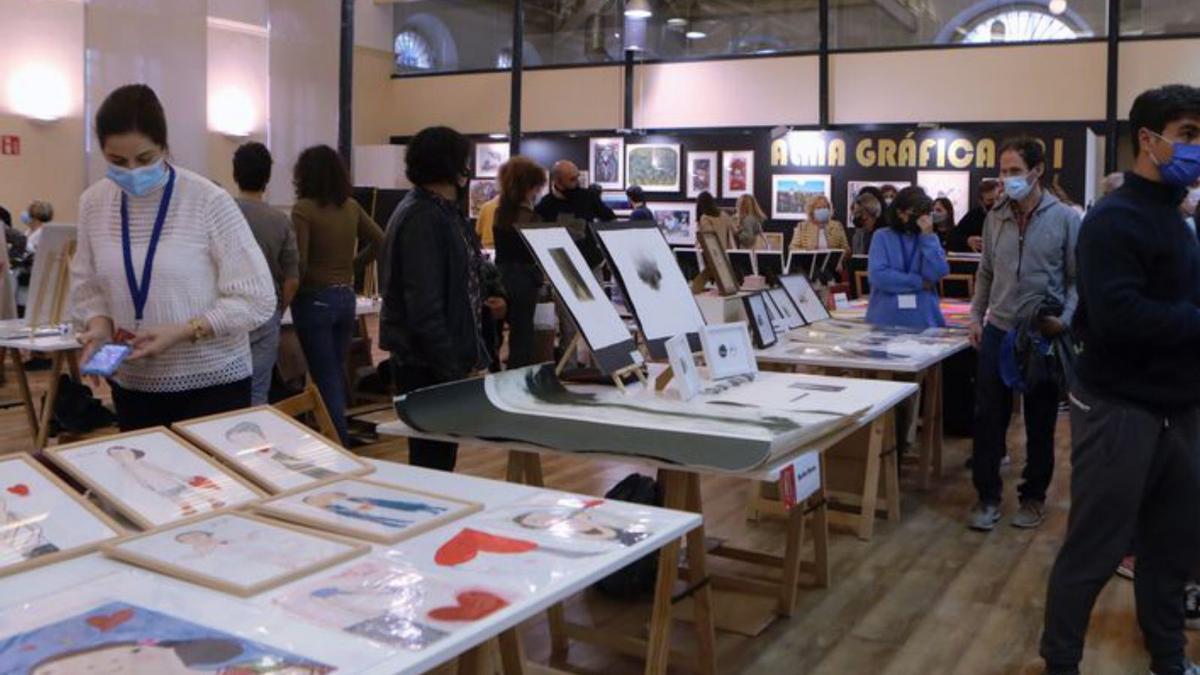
[379,126,486,472]
[1040,84,1200,675]
[535,160,616,268]
[948,179,1000,253]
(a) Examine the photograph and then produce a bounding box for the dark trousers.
[499,263,541,369]
[1041,385,1200,673]
[971,323,1059,504]
[394,361,459,472]
[111,378,251,431]
[292,286,356,446]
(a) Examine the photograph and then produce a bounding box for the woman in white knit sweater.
[71,84,275,430]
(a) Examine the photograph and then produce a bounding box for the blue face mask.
[813,208,831,223]
[18,211,31,226]
[107,159,168,197]
[1003,172,1037,202]
[1150,131,1200,189]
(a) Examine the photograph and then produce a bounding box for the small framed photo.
[698,230,739,296]
[767,287,807,330]
[474,142,509,178]
[173,407,374,494]
[742,292,778,348]
[780,273,831,324]
[687,151,718,199]
[700,322,758,380]
[44,428,266,530]
[664,333,702,401]
[101,511,369,597]
[0,454,124,577]
[254,477,481,545]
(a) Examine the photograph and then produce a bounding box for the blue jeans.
[292,286,355,445]
[248,309,282,406]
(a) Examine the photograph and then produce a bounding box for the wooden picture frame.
[101,511,369,598]
[253,477,482,545]
[0,454,124,578]
[173,406,374,494]
[698,230,740,296]
[44,428,267,530]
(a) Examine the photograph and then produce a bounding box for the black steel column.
[338,0,354,167]
[509,0,524,155]
[624,49,635,130]
[819,0,830,128]
[1104,0,1121,173]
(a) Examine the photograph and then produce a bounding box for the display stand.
[554,334,648,393]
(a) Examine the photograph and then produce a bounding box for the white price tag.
[898,294,918,310]
[778,452,821,509]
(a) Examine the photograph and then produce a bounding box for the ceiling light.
[489,133,507,140]
[686,30,707,39]
[625,0,652,19]
[667,17,687,26]
[1048,0,1068,15]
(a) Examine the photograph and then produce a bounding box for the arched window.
[957,7,1084,43]
[394,29,435,71]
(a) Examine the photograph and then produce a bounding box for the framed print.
[468,178,499,219]
[721,151,754,200]
[173,407,374,493]
[102,512,368,597]
[742,292,778,348]
[474,142,509,178]
[25,224,76,329]
[781,273,832,324]
[647,201,696,245]
[589,137,624,190]
[698,230,740,296]
[767,287,807,330]
[0,454,123,577]
[917,170,970,227]
[700,322,758,380]
[847,180,909,223]
[254,477,481,545]
[626,144,681,193]
[772,174,832,221]
[45,428,265,530]
[687,151,717,199]
[664,333,702,401]
[0,600,335,674]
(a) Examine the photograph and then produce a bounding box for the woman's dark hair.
[233,142,273,193]
[95,84,168,150]
[885,186,933,232]
[998,136,1046,174]
[406,126,471,186]
[496,156,546,229]
[293,145,351,207]
[696,191,721,218]
[933,197,955,230]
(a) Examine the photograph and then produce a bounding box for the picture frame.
[742,292,778,348]
[24,224,76,329]
[917,170,971,226]
[0,454,124,577]
[253,477,482,545]
[847,180,910,224]
[772,174,832,221]
[44,428,267,530]
[101,511,369,597]
[780,273,832,324]
[687,151,718,199]
[602,190,633,217]
[474,142,509,178]
[646,201,697,245]
[767,286,807,330]
[589,137,625,190]
[626,143,681,193]
[468,178,499,219]
[173,406,375,494]
[721,151,754,200]
[699,322,758,380]
[664,333,703,401]
[698,229,740,296]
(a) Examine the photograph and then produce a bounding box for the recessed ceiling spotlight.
[1048,0,1068,15]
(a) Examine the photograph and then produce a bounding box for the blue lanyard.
[120,166,176,324]
[899,234,920,274]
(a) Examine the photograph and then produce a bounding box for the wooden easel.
[25,239,75,331]
[652,351,706,392]
[553,334,647,393]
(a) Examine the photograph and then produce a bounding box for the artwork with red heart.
[86,608,134,633]
[6,483,29,497]
[187,476,217,489]
[434,528,537,567]
[427,590,509,622]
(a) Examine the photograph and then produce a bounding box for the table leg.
[498,627,527,675]
[34,352,66,450]
[812,463,831,588]
[682,473,717,675]
[857,417,885,541]
[777,489,807,617]
[931,363,945,480]
[645,470,687,675]
[66,351,81,382]
[917,366,936,490]
[11,348,37,440]
[456,641,490,675]
[506,451,524,483]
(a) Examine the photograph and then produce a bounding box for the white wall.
[1117,39,1200,119]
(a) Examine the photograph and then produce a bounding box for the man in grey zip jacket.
[966,136,1081,532]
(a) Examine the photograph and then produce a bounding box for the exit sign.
[0,136,19,156]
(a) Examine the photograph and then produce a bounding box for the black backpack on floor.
[593,473,663,599]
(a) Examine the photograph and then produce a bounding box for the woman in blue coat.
[866,186,950,328]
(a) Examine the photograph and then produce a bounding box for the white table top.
[755,322,969,373]
[0,459,700,675]
[0,331,80,353]
[281,296,381,326]
[378,368,917,482]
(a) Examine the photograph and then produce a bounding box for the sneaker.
[1116,555,1136,580]
[1011,500,1046,529]
[968,502,1002,531]
[1186,584,1200,631]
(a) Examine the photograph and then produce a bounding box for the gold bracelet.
[189,318,207,343]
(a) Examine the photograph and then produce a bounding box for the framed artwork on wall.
[846,180,910,223]
[474,142,509,178]
[687,151,718,199]
[721,151,754,200]
[626,144,681,193]
[468,179,499,219]
[589,137,624,190]
[916,170,971,226]
[772,174,832,221]
[646,201,696,245]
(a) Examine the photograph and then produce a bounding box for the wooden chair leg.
[12,348,37,438]
[35,352,66,450]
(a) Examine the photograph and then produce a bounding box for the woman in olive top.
[734,194,769,249]
[790,194,852,269]
[290,145,385,446]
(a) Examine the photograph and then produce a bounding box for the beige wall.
[386,72,510,136]
[831,42,1108,124]
[523,67,623,132]
[1117,39,1200,119]
[206,19,270,191]
[354,46,397,145]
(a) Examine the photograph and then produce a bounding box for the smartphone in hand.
[81,343,133,377]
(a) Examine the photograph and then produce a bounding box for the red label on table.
[778,452,820,510]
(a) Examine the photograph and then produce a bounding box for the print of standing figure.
[106,446,226,517]
[511,499,651,546]
[224,421,337,481]
[301,491,448,530]
[0,496,59,562]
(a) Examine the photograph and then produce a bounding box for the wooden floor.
[4,353,1190,674]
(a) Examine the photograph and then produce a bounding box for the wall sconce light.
[210,87,256,138]
[7,63,70,122]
